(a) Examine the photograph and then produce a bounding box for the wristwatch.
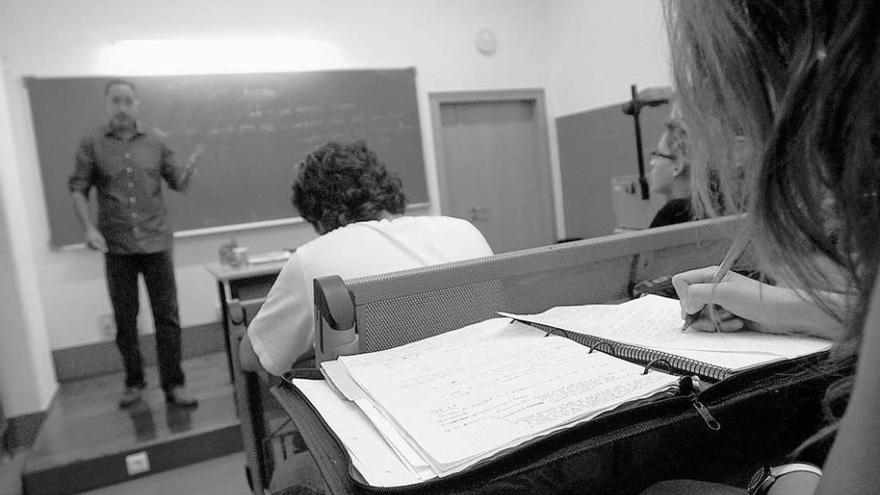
[747,463,823,495]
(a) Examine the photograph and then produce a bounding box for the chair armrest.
[314,275,359,364]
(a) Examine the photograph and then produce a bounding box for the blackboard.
[26,69,426,247]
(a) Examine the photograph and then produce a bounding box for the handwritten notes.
[293,296,833,487]
[328,318,677,476]
[290,378,434,486]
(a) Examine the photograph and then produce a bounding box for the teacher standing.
[69,79,202,409]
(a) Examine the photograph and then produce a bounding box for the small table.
[206,260,286,494]
[206,261,287,381]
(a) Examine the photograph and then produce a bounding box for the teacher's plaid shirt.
[68,122,193,254]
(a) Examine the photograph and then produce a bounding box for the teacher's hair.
[104,79,136,95]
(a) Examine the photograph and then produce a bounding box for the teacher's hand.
[85,227,108,253]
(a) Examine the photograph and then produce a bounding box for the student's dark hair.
[104,79,136,95]
[665,0,880,447]
[291,140,406,233]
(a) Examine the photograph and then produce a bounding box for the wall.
[0,0,669,415]
[0,0,559,351]
[547,0,671,116]
[546,0,671,239]
[0,63,57,416]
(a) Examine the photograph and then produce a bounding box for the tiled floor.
[2,351,327,495]
[26,352,238,474]
[1,450,251,495]
[79,452,251,495]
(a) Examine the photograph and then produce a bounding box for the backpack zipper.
[691,397,721,431]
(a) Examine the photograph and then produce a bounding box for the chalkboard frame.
[26,68,427,248]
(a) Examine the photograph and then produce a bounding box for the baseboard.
[22,423,242,495]
[53,322,225,383]
[5,409,48,451]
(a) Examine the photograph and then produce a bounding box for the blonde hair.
[664,0,866,344]
[664,0,880,447]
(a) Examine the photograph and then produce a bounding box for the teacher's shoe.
[119,383,147,408]
[164,386,199,409]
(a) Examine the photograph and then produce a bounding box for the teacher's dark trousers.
[105,250,185,391]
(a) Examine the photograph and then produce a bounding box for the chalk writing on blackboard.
[26,69,427,247]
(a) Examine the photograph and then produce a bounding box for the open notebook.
[286,295,832,486]
[500,294,832,381]
[294,318,680,486]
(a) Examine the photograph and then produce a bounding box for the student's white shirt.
[247,216,494,375]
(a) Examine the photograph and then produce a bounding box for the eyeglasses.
[650,150,676,161]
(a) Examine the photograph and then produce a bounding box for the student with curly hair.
[240,140,493,375]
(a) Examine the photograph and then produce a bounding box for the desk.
[271,356,840,495]
[206,261,285,495]
[268,218,759,494]
[206,261,286,381]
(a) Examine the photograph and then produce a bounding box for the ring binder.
[533,322,558,337]
[516,320,744,382]
[588,341,616,355]
[505,295,831,383]
[642,358,673,375]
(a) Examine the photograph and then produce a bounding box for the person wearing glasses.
[642,1,880,493]
[648,111,693,228]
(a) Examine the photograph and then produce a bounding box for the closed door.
[435,95,555,252]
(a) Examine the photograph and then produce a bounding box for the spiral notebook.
[499,295,833,381]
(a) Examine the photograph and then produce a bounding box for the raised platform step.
[22,352,243,495]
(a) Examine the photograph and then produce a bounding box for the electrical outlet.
[125,451,150,475]
[98,313,115,337]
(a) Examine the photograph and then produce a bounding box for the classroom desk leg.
[217,280,235,383]
[230,325,269,494]
[246,372,270,491]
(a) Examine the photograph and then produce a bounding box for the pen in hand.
[681,234,751,332]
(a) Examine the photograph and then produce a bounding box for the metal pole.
[630,84,650,200]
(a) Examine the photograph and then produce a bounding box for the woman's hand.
[672,266,843,338]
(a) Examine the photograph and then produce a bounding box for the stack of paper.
[294,318,679,486]
[290,379,436,486]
